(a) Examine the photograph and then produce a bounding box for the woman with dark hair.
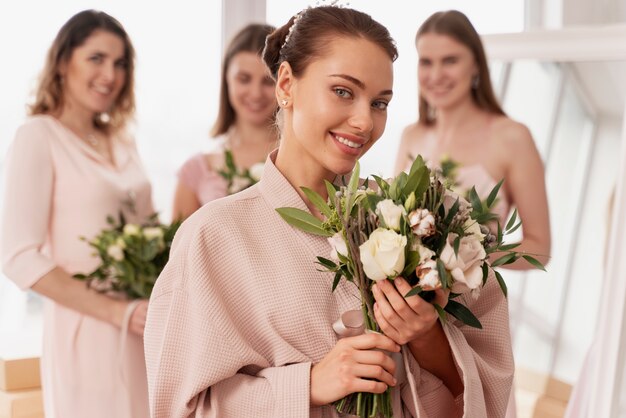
[172,23,278,221]
[395,10,550,270]
[145,6,513,417]
[1,10,152,417]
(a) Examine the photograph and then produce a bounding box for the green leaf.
[389,172,407,201]
[468,187,483,215]
[316,256,338,270]
[436,259,450,290]
[494,270,508,297]
[371,175,390,197]
[522,255,546,271]
[473,213,500,224]
[324,180,338,205]
[453,235,461,258]
[332,271,342,291]
[404,285,423,298]
[481,262,489,286]
[301,187,333,218]
[445,300,483,329]
[276,208,332,236]
[486,179,504,209]
[444,197,460,224]
[365,194,385,212]
[505,208,518,231]
[345,162,360,218]
[496,243,521,252]
[491,252,517,267]
[401,251,421,277]
[506,221,523,235]
[407,154,426,176]
[403,165,427,197]
[434,303,447,322]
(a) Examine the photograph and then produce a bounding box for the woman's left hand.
[372,277,449,345]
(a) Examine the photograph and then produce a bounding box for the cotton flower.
[107,244,125,262]
[249,163,264,182]
[408,208,436,237]
[123,224,140,236]
[416,259,441,290]
[328,231,349,262]
[439,233,486,293]
[412,240,435,263]
[359,228,407,281]
[376,199,406,231]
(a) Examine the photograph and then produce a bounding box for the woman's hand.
[310,333,400,406]
[127,300,149,337]
[372,277,449,345]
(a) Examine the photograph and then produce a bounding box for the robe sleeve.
[399,275,514,417]
[144,218,312,418]
[1,121,57,289]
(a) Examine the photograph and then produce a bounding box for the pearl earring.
[281,99,288,106]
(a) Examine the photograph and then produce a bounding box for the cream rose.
[376,199,405,231]
[442,190,471,216]
[143,227,164,240]
[440,233,486,293]
[249,163,264,182]
[123,224,140,236]
[328,231,349,262]
[107,244,125,262]
[359,228,407,281]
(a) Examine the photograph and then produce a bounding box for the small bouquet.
[277,156,544,418]
[74,213,181,299]
[218,149,265,194]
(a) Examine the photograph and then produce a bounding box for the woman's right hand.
[310,333,400,406]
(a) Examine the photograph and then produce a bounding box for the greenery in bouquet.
[218,149,265,195]
[277,155,545,418]
[74,213,181,299]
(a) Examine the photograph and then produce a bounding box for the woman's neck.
[232,120,277,146]
[274,133,335,219]
[55,105,98,137]
[433,98,485,144]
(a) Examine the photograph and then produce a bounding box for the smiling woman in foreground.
[144,5,514,417]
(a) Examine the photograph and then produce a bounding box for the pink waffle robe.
[1,115,154,418]
[144,150,514,418]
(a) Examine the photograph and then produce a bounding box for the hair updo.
[263,6,397,80]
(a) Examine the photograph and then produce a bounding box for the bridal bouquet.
[218,149,265,194]
[74,213,181,299]
[277,156,544,418]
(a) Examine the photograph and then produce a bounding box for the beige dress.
[144,150,514,417]
[1,115,153,418]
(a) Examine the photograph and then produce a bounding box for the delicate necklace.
[85,133,99,147]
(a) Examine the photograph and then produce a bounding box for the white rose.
[107,244,125,261]
[229,176,252,194]
[248,163,265,182]
[464,219,485,242]
[439,233,486,293]
[416,259,441,290]
[123,224,140,236]
[328,231,349,262]
[359,228,407,281]
[408,208,436,237]
[143,227,164,240]
[375,199,406,231]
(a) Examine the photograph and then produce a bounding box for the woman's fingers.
[351,363,396,389]
[347,332,400,352]
[352,348,397,377]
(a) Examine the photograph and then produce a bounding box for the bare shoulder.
[490,116,538,159]
[401,121,428,143]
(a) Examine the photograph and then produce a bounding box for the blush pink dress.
[177,153,228,206]
[1,115,153,418]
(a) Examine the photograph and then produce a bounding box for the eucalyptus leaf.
[401,251,421,278]
[332,271,342,291]
[436,259,450,290]
[468,187,483,215]
[445,300,483,329]
[434,304,447,322]
[301,187,333,218]
[404,285,423,298]
[505,208,518,231]
[522,255,546,271]
[486,179,505,209]
[494,270,508,297]
[491,252,517,267]
[276,207,332,237]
